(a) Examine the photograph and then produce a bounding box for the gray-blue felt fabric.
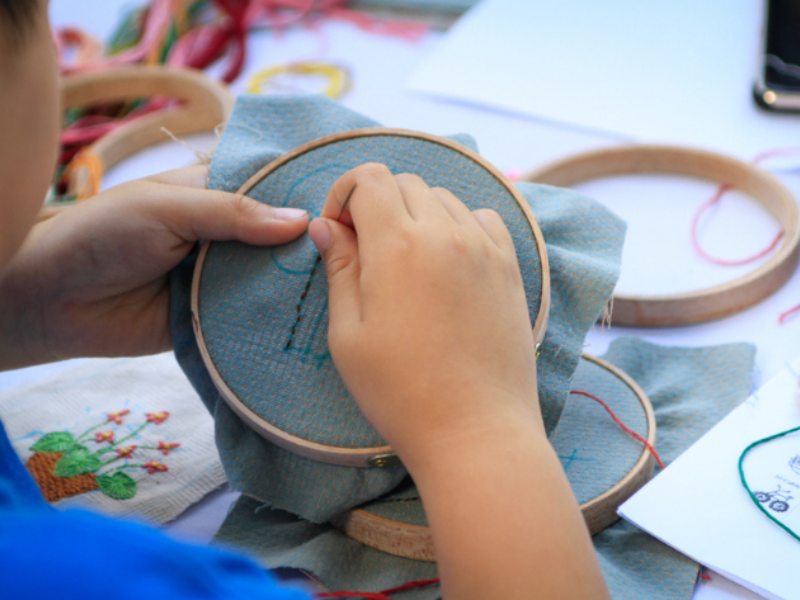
[213,337,756,600]
[170,94,625,523]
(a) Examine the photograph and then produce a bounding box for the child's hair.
[0,0,39,48]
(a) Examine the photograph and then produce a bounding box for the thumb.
[309,217,361,333]
[127,179,310,246]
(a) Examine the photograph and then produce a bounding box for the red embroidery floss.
[570,390,665,470]
[315,578,440,600]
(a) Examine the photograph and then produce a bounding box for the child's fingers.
[308,217,362,333]
[320,164,410,237]
[126,181,308,246]
[394,173,448,221]
[430,186,477,225]
[472,208,516,251]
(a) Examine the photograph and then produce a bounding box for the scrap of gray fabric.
[213,337,756,600]
[169,94,626,523]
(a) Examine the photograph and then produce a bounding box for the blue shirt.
[0,419,310,600]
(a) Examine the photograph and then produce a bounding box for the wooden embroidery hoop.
[40,65,233,219]
[523,145,800,327]
[191,128,551,468]
[330,353,657,561]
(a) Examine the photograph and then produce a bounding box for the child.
[0,1,609,598]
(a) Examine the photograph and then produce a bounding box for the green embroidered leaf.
[53,448,102,477]
[30,431,79,454]
[96,472,137,500]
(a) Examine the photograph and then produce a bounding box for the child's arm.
[0,166,308,370]
[309,164,610,600]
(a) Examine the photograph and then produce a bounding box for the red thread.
[376,578,441,595]
[691,147,800,267]
[570,390,665,470]
[779,303,800,324]
[691,184,785,266]
[315,578,440,599]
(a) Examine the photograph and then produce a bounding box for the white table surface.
[3,1,797,598]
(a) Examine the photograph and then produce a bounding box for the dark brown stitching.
[285,255,323,350]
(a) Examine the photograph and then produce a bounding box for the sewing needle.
[336,184,357,222]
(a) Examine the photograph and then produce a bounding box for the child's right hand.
[308,163,543,468]
[310,163,609,600]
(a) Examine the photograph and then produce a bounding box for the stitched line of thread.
[285,254,322,351]
[738,424,800,543]
[570,390,666,470]
[315,578,440,599]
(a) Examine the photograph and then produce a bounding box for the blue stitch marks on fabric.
[559,449,592,472]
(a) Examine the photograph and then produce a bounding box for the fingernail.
[309,220,332,254]
[273,207,308,221]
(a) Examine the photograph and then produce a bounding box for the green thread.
[75,421,107,442]
[111,422,149,448]
[738,424,800,543]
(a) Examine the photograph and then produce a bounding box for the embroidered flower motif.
[142,460,168,474]
[156,441,180,455]
[116,445,137,458]
[145,411,170,425]
[95,431,115,443]
[106,409,130,424]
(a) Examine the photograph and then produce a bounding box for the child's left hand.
[0,166,308,370]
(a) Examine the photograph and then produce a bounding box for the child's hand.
[308,163,542,467]
[0,166,308,369]
[310,164,609,600]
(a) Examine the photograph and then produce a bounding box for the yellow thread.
[65,149,104,200]
[247,62,351,99]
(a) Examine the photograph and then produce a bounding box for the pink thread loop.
[691,147,800,267]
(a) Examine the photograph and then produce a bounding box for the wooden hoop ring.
[522,145,800,327]
[192,128,551,467]
[41,66,233,219]
[330,353,657,560]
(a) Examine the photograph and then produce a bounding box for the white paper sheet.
[406,0,800,159]
[619,357,800,600]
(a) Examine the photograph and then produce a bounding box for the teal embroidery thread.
[738,424,800,543]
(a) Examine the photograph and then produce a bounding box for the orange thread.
[64,148,104,200]
[570,390,665,470]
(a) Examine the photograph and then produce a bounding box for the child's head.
[0,0,58,271]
